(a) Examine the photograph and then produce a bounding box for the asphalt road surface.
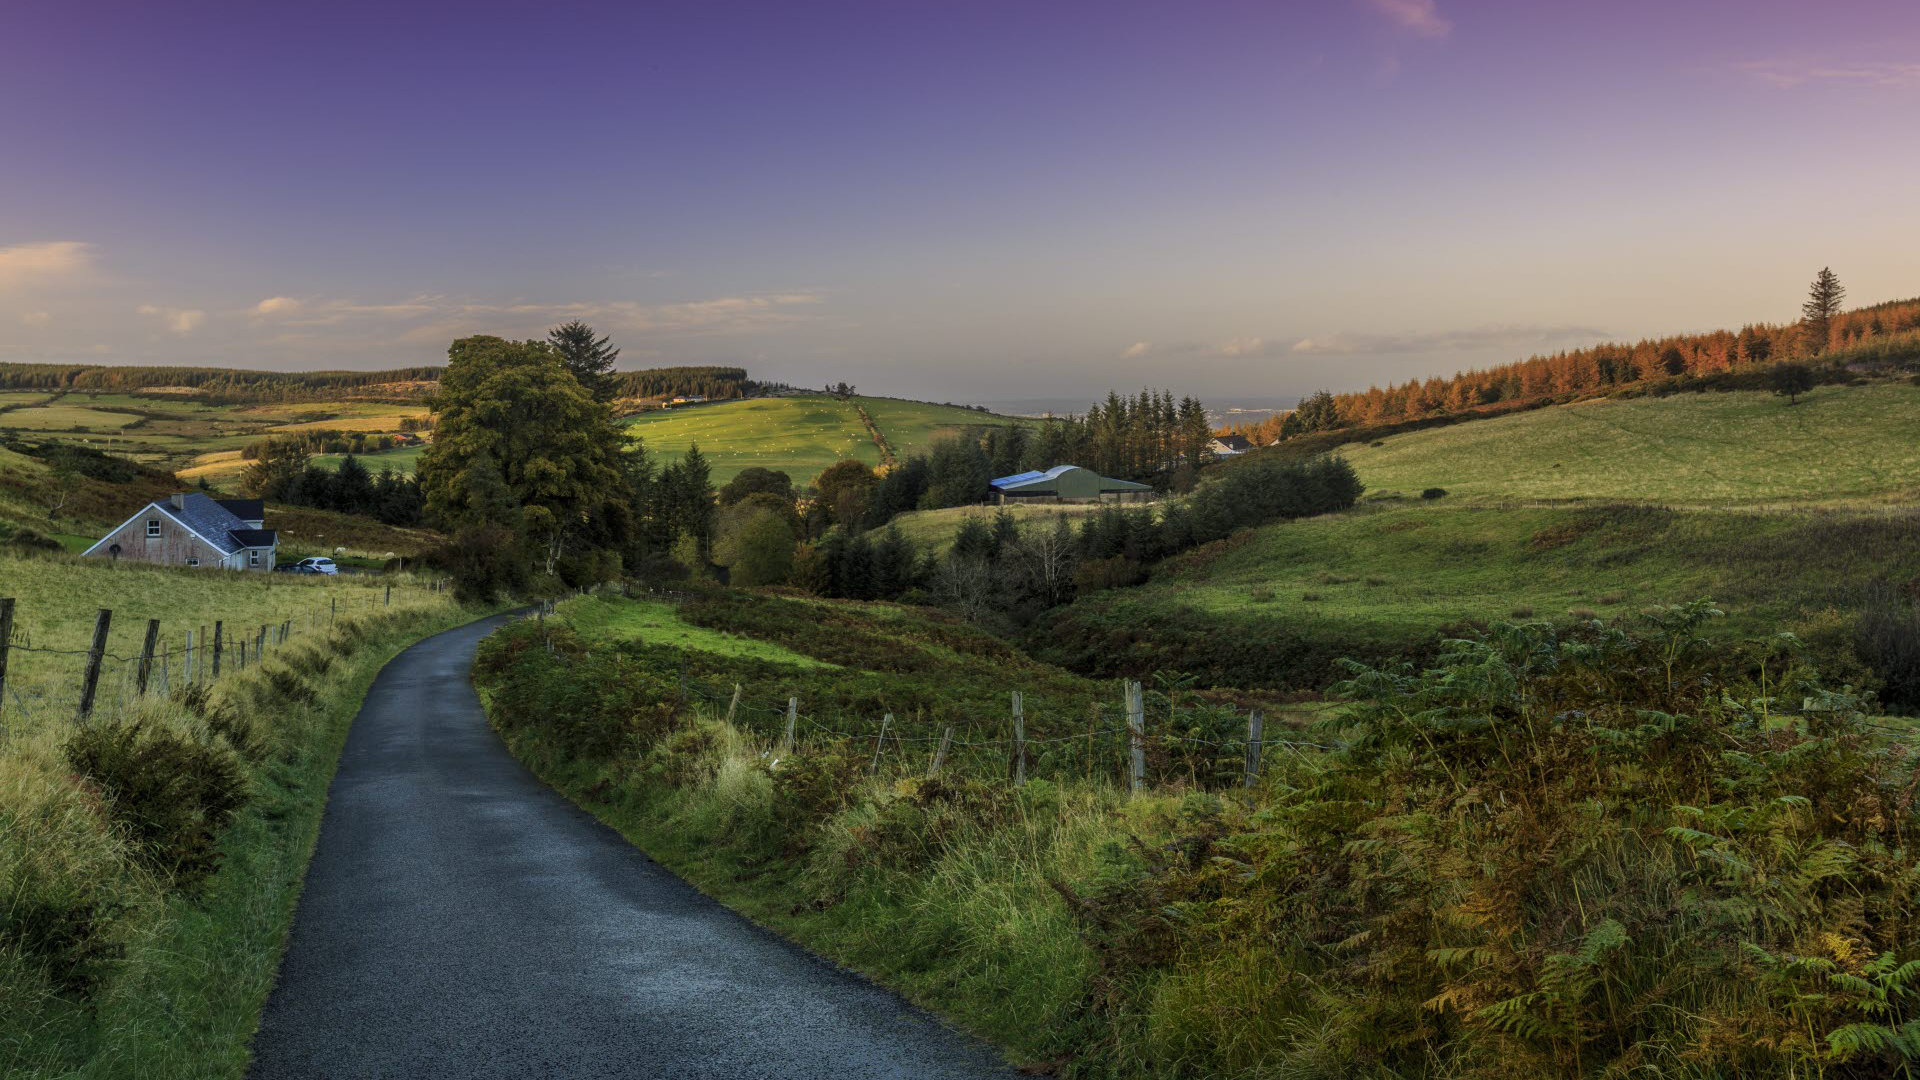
[249,612,1016,1080]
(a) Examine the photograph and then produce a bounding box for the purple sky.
[3,0,1918,403]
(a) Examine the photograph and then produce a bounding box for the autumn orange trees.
[1226,282,1920,445]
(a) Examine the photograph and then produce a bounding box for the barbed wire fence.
[521,602,1341,792]
[0,580,453,744]
[521,596,1917,795]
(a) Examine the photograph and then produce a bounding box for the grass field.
[556,595,833,667]
[884,503,1104,555]
[620,394,1024,485]
[1036,497,1920,692]
[0,391,432,483]
[0,551,447,724]
[309,444,426,477]
[1339,381,1920,506]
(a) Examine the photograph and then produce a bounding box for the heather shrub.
[62,720,249,891]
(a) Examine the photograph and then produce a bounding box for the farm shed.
[990,465,1153,505]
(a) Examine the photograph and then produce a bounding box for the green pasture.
[620,394,1024,486]
[557,595,833,667]
[310,444,427,477]
[1340,381,1920,506]
[1125,499,1919,638]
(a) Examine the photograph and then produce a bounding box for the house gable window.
[248,550,260,567]
[146,519,161,537]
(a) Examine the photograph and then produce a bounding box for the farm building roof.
[989,465,1151,493]
[217,498,265,521]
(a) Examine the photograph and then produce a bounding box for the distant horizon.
[5,0,1918,403]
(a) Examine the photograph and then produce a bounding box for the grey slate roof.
[154,492,274,555]
[218,498,265,522]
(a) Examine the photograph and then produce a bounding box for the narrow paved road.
[249,613,1016,1080]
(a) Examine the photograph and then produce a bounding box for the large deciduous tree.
[418,335,629,579]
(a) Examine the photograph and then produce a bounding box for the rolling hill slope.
[1036,379,1920,699]
[619,393,1024,484]
[1337,381,1920,506]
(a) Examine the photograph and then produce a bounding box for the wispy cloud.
[1735,58,1920,90]
[255,291,828,351]
[19,310,51,326]
[1364,0,1450,39]
[136,304,206,334]
[1289,324,1611,356]
[0,240,95,291]
[1120,341,1152,359]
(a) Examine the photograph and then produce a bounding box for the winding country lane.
[248,613,1016,1080]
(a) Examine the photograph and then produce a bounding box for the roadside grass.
[492,705,1128,1074]
[619,394,1026,486]
[477,594,1920,1079]
[1340,381,1920,506]
[555,595,834,668]
[3,577,487,1078]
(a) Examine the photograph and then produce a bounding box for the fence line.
[0,582,446,732]
[526,602,1917,794]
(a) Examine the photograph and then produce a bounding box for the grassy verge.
[477,595,1920,1079]
[3,598,492,1077]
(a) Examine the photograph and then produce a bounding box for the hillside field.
[0,391,431,481]
[620,394,1024,485]
[1338,381,1920,506]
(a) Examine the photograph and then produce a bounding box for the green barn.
[989,465,1153,505]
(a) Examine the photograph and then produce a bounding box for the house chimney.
[170,493,186,510]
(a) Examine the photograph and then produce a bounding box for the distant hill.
[619,393,1025,485]
[0,361,758,406]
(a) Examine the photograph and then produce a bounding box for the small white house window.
[248,550,260,567]
[146,519,161,537]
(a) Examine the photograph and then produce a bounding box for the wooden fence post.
[725,683,742,725]
[1010,691,1027,787]
[137,618,160,695]
[385,584,392,607]
[1126,680,1146,795]
[782,696,798,755]
[871,714,892,774]
[258,624,267,659]
[212,620,223,677]
[77,608,111,721]
[0,598,13,718]
[330,597,336,624]
[929,725,954,777]
[1244,710,1264,788]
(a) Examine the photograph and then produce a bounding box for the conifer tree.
[1801,267,1845,355]
[547,320,621,402]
